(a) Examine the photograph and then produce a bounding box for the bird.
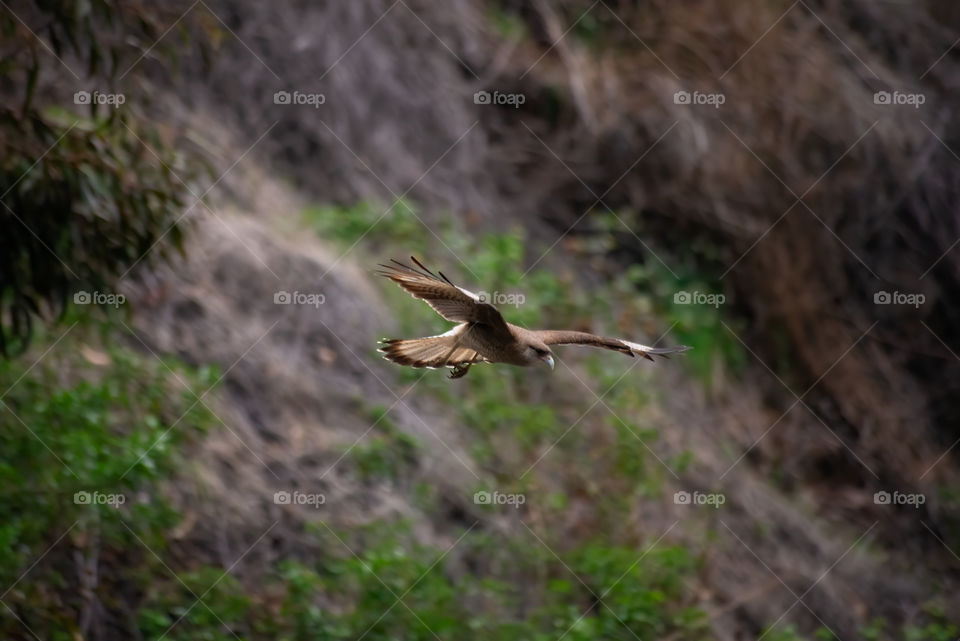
[377,257,690,379]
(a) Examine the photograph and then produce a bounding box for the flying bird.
[377,257,690,378]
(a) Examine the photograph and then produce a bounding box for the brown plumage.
[377,257,690,378]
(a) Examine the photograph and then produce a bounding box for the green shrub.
[0,316,217,638]
[0,2,211,355]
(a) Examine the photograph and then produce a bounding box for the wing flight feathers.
[377,257,509,334]
[537,330,690,361]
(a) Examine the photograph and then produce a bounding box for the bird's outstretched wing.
[377,257,510,336]
[535,330,690,362]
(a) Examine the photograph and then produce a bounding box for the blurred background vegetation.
[1,1,959,640]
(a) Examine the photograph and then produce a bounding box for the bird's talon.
[449,362,471,379]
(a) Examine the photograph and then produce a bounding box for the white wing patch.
[456,286,481,301]
[622,340,692,357]
[622,340,655,354]
[422,323,468,340]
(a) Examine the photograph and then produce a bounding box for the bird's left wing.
[377,257,510,336]
[536,330,690,362]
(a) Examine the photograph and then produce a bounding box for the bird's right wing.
[537,330,690,361]
[377,257,510,336]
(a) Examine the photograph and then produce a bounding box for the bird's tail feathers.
[379,336,480,368]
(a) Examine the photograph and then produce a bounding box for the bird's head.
[525,339,555,370]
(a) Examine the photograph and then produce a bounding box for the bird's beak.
[541,354,555,370]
